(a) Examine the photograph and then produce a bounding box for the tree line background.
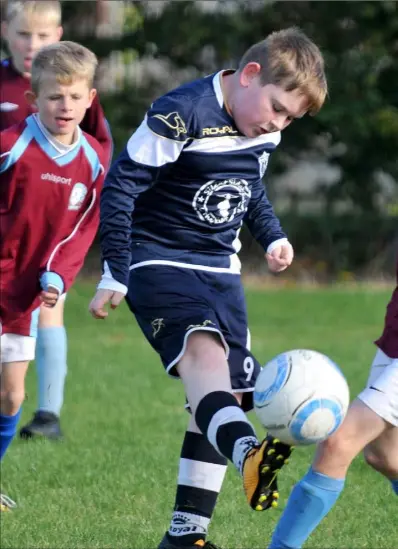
[2,0,398,280]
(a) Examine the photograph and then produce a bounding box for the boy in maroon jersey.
[268,276,398,548]
[0,0,112,440]
[0,41,106,511]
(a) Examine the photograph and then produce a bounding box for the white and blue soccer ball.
[254,349,350,446]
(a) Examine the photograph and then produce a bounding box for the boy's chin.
[50,125,77,139]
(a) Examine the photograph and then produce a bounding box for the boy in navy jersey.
[268,275,398,549]
[0,41,105,511]
[90,28,327,548]
[1,0,112,440]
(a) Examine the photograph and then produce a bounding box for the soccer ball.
[253,349,350,446]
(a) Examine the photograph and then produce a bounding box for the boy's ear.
[88,88,97,107]
[56,25,63,41]
[239,62,261,87]
[1,21,9,40]
[24,90,37,107]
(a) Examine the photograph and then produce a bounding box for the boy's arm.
[0,127,20,169]
[0,127,23,204]
[42,169,106,294]
[98,96,192,295]
[80,95,113,170]
[244,178,288,252]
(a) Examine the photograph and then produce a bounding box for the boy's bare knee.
[178,331,231,412]
[0,389,25,415]
[315,429,359,475]
[321,430,355,462]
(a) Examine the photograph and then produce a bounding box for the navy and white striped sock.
[167,430,227,545]
[195,391,258,473]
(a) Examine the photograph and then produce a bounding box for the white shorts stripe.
[166,326,229,375]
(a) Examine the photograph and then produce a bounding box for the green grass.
[1,282,395,548]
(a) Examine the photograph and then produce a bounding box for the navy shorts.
[126,265,261,411]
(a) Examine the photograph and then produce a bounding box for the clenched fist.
[266,242,294,273]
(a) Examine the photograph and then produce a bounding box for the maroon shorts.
[0,307,40,337]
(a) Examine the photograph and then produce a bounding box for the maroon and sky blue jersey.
[0,114,105,331]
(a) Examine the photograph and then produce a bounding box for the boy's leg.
[161,331,286,548]
[1,331,33,511]
[269,400,388,549]
[126,265,291,548]
[1,358,28,457]
[178,331,291,511]
[361,347,398,493]
[19,297,66,440]
[160,414,228,548]
[269,348,398,549]
[364,426,398,494]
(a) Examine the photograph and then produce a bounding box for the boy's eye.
[272,103,284,114]
[71,95,82,100]
[39,34,50,40]
[18,31,30,37]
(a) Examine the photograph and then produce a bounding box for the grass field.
[1,281,396,549]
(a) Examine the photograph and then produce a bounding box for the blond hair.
[4,0,61,25]
[31,41,98,94]
[239,27,327,115]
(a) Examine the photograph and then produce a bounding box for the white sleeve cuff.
[267,238,289,254]
[97,261,128,295]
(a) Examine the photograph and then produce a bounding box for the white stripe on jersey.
[213,70,225,108]
[98,262,128,295]
[46,189,97,272]
[185,130,281,154]
[126,114,280,169]
[129,258,241,274]
[127,119,186,167]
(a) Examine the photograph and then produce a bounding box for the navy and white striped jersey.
[100,71,287,293]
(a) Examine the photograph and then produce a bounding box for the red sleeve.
[45,169,105,292]
[0,124,21,158]
[0,129,6,158]
[0,130,15,223]
[80,95,113,170]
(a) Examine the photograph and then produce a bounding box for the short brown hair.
[5,0,61,25]
[239,27,327,115]
[31,41,98,94]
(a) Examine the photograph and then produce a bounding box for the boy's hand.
[40,286,60,308]
[266,242,294,273]
[89,289,125,319]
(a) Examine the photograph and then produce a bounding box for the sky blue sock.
[0,409,21,461]
[391,479,398,495]
[268,467,345,549]
[36,326,67,417]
